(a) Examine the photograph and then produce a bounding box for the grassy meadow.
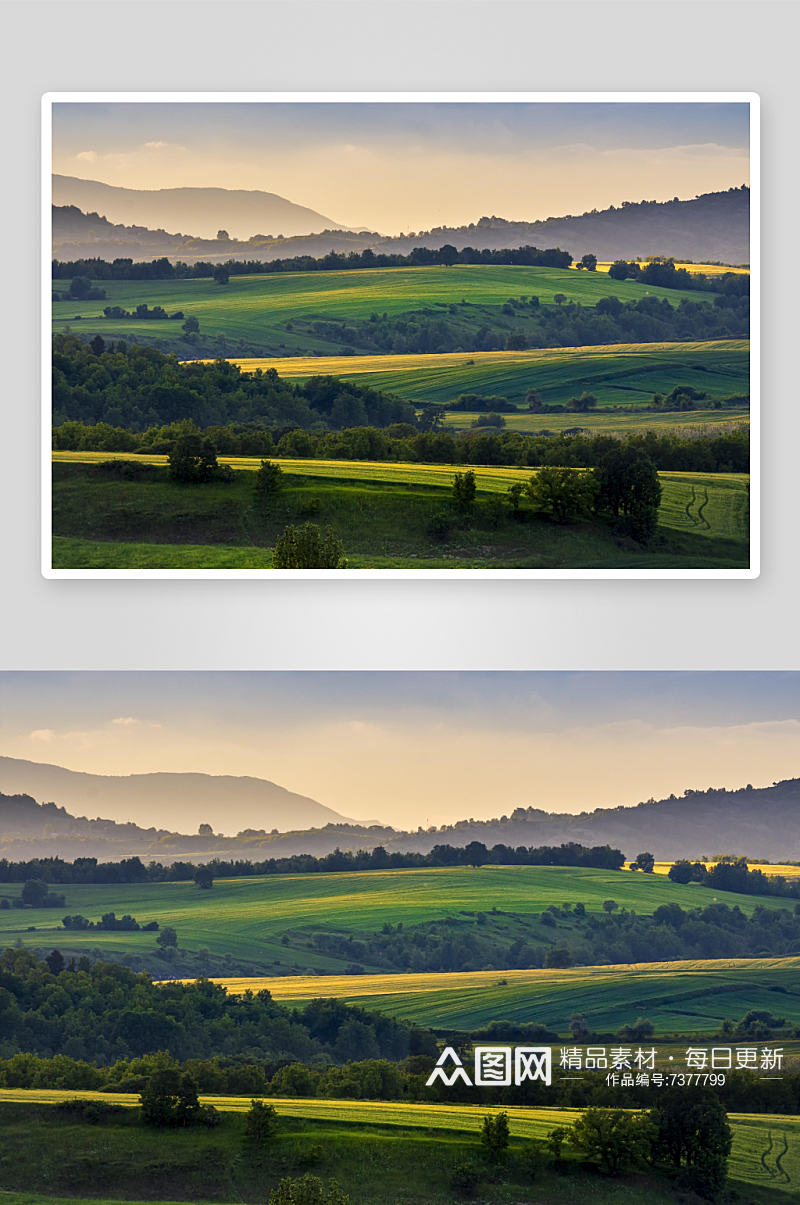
[52,263,720,354]
[225,339,750,412]
[0,863,780,992]
[0,1094,795,1203]
[51,456,750,571]
[213,957,800,1035]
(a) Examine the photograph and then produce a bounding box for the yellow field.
[212,339,743,380]
[200,955,800,1004]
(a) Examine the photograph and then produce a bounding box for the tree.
[580,254,598,271]
[194,867,214,890]
[213,266,230,285]
[269,1175,350,1205]
[602,899,618,913]
[570,391,598,412]
[507,482,524,517]
[568,1108,656,1174]
[545,1126,569,1159]
[462,841,488,867]
[272,522,347,569]
[568,1013,589,1039]
[216,230,229,241]
[553,293,566,305]
[254,459,284,501]
[243,1098,278,1152]
[156,926,178,949]
[90,334,106,356]
[525,389,543,411]
[545,947,572,968]
[21,879,49,907]
[634,851,655,874]
[480,1111,510,1160]
[198,823,213,836]
[505,332,528,351]
[46,949,66,975]
[168,434,226,484]
[140,1069,217,1128]
[668,859,707,884]
[593,445,662,542]
[616,1017,655,1040]
[436,244,459,267]
[182,314,200,334]
[452,470,477,509]
[525,466,597,523]
[651,1087,732,1201]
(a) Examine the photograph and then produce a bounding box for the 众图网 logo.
[425,1046,552,1088]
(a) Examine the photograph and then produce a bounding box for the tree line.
[51,244,574,282]
[0,841,626,885]
[669,855,800,899]
[1,1035,797,1122]
[54,418,750,478]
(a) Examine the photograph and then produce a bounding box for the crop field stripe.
[221,338,748,380]
[208,954,800,1002]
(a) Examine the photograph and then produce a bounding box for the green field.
[0,1092,796,1201]
[51,456,749,571]
[214,957,800,1035]
[225,339,750,411]
[0,864,776,990]
[52,264,720,354]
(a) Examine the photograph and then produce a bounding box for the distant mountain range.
[51,185,750,267]
[0,761,796,864]
[0,758,366,839]
[52,176,350,241]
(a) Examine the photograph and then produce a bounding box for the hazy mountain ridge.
[52,176,349,241]
[0,758,363,837]
[51,185,749,267]
[1,766,797,864]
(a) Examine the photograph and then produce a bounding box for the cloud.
[29,729,56,741]
[111,716,140,727]
[144,141,168,148]
[76,151,97,162]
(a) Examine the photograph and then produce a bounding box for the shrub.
[450,1162,483,1197]
[480,1111,510,1160]
[269,1174,349,1205]
[254,459,284,501]
[426,510,453,540]
[243,1098,278,1151]
[452,469,477,509]
[272,522,347,569]
[168,434,224,484]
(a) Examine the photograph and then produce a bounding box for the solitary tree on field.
[213,266,230,285]
[553,293,567,305]
[254,459,284,502]
[194,867,214,890]
[182,314,200,334]
[217,230,229,241]
[156,926,178,949]
[452,470,477,510]
[580,254,598,271]
[602,899,618,914]
[480,1112,510,1161]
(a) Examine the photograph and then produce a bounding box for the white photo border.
[41,91,760,580]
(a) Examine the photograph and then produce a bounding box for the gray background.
[1,0,795,672]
